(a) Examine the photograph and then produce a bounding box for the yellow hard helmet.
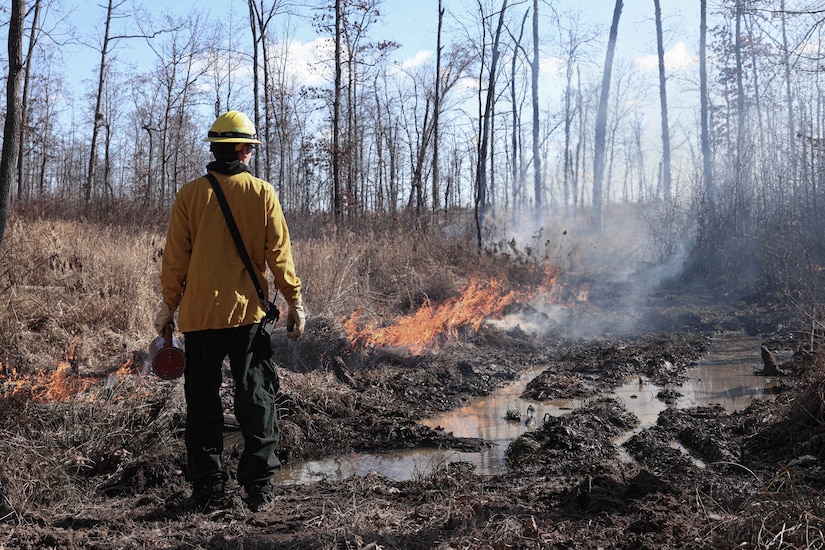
[205,110,262,144]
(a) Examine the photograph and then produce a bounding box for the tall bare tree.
[780,0,796,191]
[332,0,343,221]
[509,9,529,216]
[16,0,42,201]
[0,0,25,254]
[653,0,671,204]
[530,0,541,219]
[555,13,597,213]
[248,0,288,181]
[432,0,444,212]
[700,0,714,206]
[475,0,508,249]
[733,0,747,227]
[591,0,622,231]
[85,0,119,203]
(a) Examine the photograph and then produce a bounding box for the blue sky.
[60,0,702,94]
[51,0,704,169]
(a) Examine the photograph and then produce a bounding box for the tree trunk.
[780,0,796,192]
[531,0,541,220]
[574,65,585,209]
[511,9,529,219]
[332,0,342,221]
[700,0,714,206]
[17,0,42,201]
[432,0,444,213]
[475,0,508,249]
[734,1,746,230]
[247,0,261,176]
[0,0,24,254]
[592,0,622,231]
[563,55,574,212]
[261,25,272,183]
[86,0,115,203]
[653,0,671,204]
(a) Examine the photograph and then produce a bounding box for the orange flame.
[0,347,145,403]
[343,267,587,355]
[345,278,532,354]
[36,361,95,402]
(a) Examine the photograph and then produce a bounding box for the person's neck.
[206,159,249,175]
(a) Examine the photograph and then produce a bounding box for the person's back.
[154,110,305,513]
[163,169,298,333]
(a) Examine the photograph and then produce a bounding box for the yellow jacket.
[160,170,301,333]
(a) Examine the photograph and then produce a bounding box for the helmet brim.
[205,136,263,144]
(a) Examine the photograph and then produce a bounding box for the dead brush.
[275,369,358,459]
[707,468,825,548]
[278,370,356,438]
[744,353,825,462]
[0,212,163,373]
[0,373,184,510]
[711,353,825,547]
[279,369,356,418]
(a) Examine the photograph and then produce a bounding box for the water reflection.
[277,332,785,484]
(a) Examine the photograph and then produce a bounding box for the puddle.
[277,367,566,484]
[611,331,787,431]
[276,331,787,484]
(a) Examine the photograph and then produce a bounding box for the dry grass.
[0,204,516,374]
[0,372,183,513]
[289,210,493,322]
[0,213,163,372]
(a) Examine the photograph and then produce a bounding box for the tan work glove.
[153,301,176,336]
[286,295,306,340]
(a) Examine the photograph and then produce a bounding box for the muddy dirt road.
[4,279,824,549]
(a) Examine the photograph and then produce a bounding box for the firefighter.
[154,110,305,512]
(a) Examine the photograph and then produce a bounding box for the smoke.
[484,202,695,338]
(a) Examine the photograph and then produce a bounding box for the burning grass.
[342,278,525,354]
[341,263,573,355]
[0,204,570,379]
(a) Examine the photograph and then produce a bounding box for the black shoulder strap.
[205,173,269,309]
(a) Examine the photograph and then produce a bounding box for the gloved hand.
[286,295,306,340]
[153,301,176,336]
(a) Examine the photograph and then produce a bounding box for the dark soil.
[4,278,825,549]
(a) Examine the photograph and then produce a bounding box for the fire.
[0,347,144,403]
[343,266,588,355]
[0,361,95,403]
[345,278,535,354]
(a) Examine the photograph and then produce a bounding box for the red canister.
[150,324,186,380]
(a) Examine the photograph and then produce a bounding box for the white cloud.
[281,38,334,87]
[633,42,697,73]
[401,49,434,70]
[540,56,565,77]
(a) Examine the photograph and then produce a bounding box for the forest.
[0,0,823,275]
[3,1,825,549]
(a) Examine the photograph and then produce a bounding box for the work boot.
[183,481,229,513]
[244,483,274,512]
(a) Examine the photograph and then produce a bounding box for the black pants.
[183,324,280,491]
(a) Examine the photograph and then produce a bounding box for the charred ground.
[3,273,823,550]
